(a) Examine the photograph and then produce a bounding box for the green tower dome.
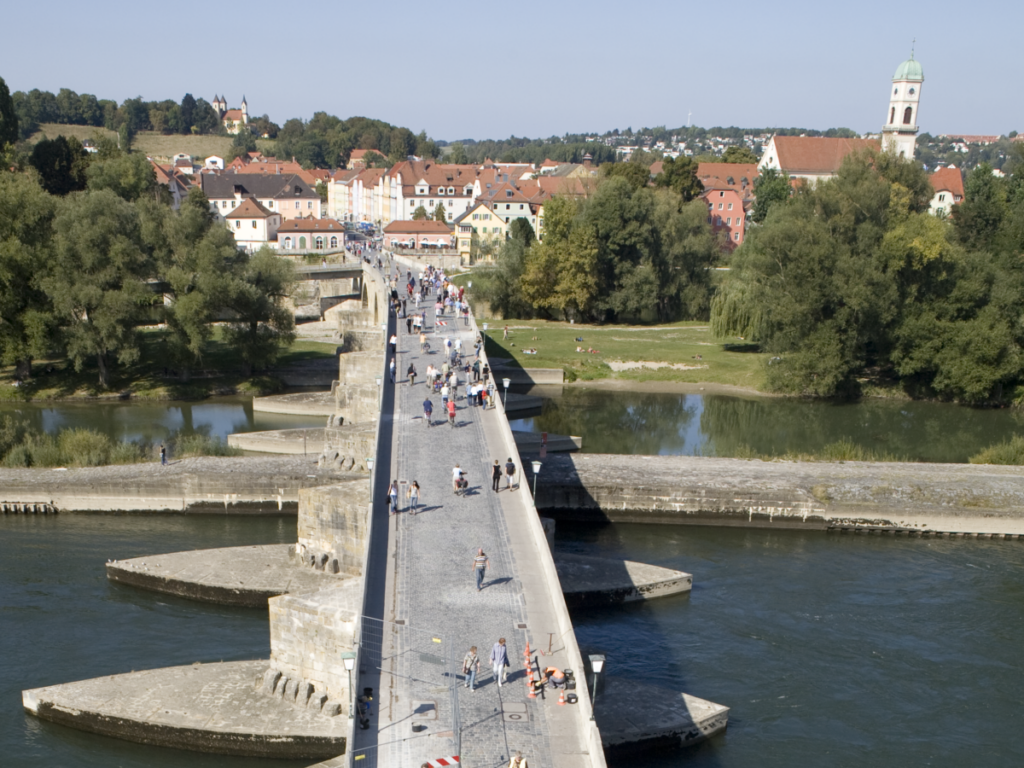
[893,56,924,82]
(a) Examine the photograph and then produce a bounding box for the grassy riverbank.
[0,328,337,402]
[479,318,766,390]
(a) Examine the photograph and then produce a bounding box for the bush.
[170,433,241,458]
[969,435,1024,465]
[58,428,114,466]
[110,441,144,464]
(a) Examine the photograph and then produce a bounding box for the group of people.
[386,479,422,515]
[490,458,517,492]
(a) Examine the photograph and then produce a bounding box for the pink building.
[702,187,747,250]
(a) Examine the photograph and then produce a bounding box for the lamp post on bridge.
[531,460,542,500]
[366,457,375,503]
[588,653,605,721]
[502,377,510,408]
[341,651,356,720]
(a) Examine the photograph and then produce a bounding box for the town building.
[382,220,453,250]
[928,166,965,217]
[212,95,249,135]
[224,198,280,251]
[882,54,924,158]
[453,201,510,262]
[200,173,322,222]
[276,218,346,252]
[702,187,748,250]
[758,135,880,183]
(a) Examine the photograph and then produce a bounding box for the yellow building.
[453,201,509,263]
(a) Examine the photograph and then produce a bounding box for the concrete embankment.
[22,660,347,760]
[0,456,338,513]
[530,453,1024,536]
[252,392,336,417]
[108,544,691,608]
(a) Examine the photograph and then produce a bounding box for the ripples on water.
[4,515,1023,767]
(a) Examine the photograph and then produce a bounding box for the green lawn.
[29,124,276,163]
[479,318,766,389]
[0,328,337,402]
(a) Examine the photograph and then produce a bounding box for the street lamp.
[366,457,375,502]
[341,651,356,720]
[588,653,605,721]
[375,375,382,407]
[531,460,542,499]
[502,377,510,407]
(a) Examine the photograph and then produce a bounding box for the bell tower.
[882,47,924,159]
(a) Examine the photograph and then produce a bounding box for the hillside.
[28,124,276,163]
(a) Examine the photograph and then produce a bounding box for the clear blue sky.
[3,0,1020,141]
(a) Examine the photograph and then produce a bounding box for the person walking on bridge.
[422,397,433,427]
[462,645,480,690]
[490,637,508,686]
[474,548,488,591]
[491,460,502,492]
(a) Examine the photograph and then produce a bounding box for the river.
[3,514,1022,767]
[0,397,325,445]
[510,388,1024,463]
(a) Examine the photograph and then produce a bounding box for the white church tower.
[882,50,924,159]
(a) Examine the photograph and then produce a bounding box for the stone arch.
[299,236,307,249]
[903,106,913,125]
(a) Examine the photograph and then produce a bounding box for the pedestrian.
[462,645,480,690]
[474,548,488,591]
[505,457,517,490]
[491,460,502,492]
[406,316,412,334]
[490,637,508,686]
[452,463,464,494]
[503,325,509,340]
[389,357,396,384]
[160,444,167,465]
[422,397,433,427]
[420,331,428,353]
[472,359,481,383]
[407,363,417,385]
[387,480,399,515]
[508,751,529,768]
[407,480,421,514]
[389,334,397,356]
[447,398,456,427]
[441,382,449,407]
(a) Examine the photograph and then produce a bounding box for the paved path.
[352,290,595,768]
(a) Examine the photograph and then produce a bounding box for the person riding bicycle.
[423,397,433,426]
[452,463,464,493]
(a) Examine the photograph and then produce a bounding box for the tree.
[750,168,791,223]
[229,130,258,160]
[118,123,134,152]
[179,93,196,134]
[412,205,428,220]
[363,150,388,168]
[654,155,703,202]
[86,153,159,202]
[475,239,533,318]
[44,190,154,387]
[29,136,90,195]
[722,145,758,164]
[0,173,57,377]
[448,142,468,164]
[222,250,296,376]
[0,76,18,155]
[434,202,447,222]
[509,217,536,247]
[954,163,1007,251]
[600,161,651,191]
[191,99,220,134]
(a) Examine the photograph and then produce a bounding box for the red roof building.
[758,136,880,182]
[929,166,965,217]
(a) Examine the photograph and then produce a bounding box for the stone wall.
[297,482,371,577]
[334,352,383,425]
[268,578,364,709]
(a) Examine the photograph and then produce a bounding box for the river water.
[510,388,1024,463]
[3,514,1022,767]
[0,397,325,445]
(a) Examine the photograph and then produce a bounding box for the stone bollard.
[322,700,342,717]
[277,677,291,698]
[297,681,314,705]
[284,679,299,701]
[329,558,340,574]
[307,692,328,712]
[261,668,282,696]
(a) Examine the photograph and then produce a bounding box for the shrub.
[170,433,241,458]
[969,435,1024,465]
[57,428,114,466]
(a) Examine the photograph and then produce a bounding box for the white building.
[224,198,281,252]
[882,53,924,159]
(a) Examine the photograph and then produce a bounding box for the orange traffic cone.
[524,641,531,659]
[558,689,565,706]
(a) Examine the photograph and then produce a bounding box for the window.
[315,237,324,249]
[268,201,273,208]
[484,214,490,220]
[505,204,510,210]
[718,203,723,210]
[284,237,292,249]
[519,204,524,210]
[410,200,415,206]
[473,227,478,233]
[295,202,300,209]
[429,200,433,207]
[506,217,510,223]
[719,191,724,197]
[235,220,241,229]
[726,217,731,225]
[890,107,895,124]
[909,87,915,95]
[506,190,513,197]
[449,200,454,206]
[252,220,257,228]
[308,201,313,209]
[221,201,228,208]
[231,201,237,208]
[330,236,338,248]
[734,233,739,241]
[448,212,453,220]
[448,187,454,195]
[903,106,913,125]
[727,203,733,210]
[939,193,946,202]
[472,213,479,220]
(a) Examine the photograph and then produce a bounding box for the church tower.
[882,50,924,159]
[241,95,248,124]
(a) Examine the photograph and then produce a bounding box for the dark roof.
[200,173,319,201]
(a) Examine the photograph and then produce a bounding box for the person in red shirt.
[446,398,456,427]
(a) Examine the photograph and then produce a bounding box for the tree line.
[0,83,295,388]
